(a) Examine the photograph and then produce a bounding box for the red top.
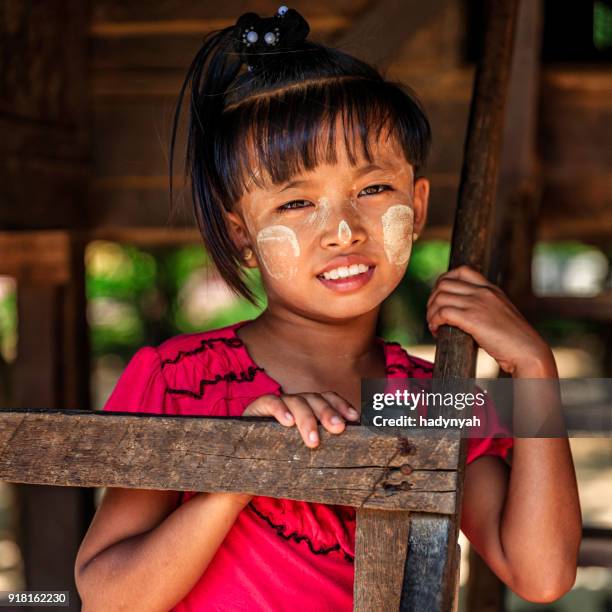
[102,319,513,611]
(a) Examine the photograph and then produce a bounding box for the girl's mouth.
[316,265,375,293]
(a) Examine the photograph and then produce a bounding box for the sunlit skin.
[223,118,581,603]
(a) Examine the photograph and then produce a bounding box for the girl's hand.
[242,392,360,448]
[426,265,555,376]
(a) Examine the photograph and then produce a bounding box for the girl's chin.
[308,287,395,319]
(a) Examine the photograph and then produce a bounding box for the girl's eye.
[277,185,392,213]
[360,184,392,196]
[277,200,313,213]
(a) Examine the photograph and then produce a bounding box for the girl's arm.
[427,265,582,603]
[461,360,581,602]
[75,488,252,612]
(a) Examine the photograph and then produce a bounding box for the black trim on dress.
[166,366,264,398]
[248,501,355,564]
[161,336,245,368]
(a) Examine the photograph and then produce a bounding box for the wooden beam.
[89,1,360,71]
[489,0,544,297]
[91,16,349,38]
[331,0,445,68]
[0,410,458,513]
[400,515,457,609]
[354,509,410,611]
[524,293,612,323]
[466,546,506,612]
[0,232,71,284]
[11,278,93,611]
[0,410,460,514]
[91,0,366,25]
[88,227,201,246]
[579,527,612,568]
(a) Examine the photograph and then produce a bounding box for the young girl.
[75,6,581,611]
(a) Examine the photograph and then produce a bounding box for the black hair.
[169,19,431,305]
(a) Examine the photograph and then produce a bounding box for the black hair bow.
[232,6,310,71]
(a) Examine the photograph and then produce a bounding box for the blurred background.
[1,1,611,610]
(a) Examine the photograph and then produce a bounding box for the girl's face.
[226,128,429,321]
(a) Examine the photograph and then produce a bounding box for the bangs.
[215,77,430,207]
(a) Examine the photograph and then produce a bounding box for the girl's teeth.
[321,264,369,280]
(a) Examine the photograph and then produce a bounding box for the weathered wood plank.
[0,410,459,513]
[90,1,359,70]
[332,0,445,68]
[466,546,506,612]
[354,509,410,612]
[0,231,71,283]
[91,0,366,25]
[12,276,91,612]
[452,543,461,612]
[91,16,349,37]
[400,515,456,610]
[489,0,543,301]
[88,227,201,246]
[579,526,612,568]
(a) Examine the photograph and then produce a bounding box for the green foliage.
[0,283,17,362]
[594,0,612,50]
[86,241,266,358]
[86,242,157,300]
[407,240,451,284]
[378,241,450,345]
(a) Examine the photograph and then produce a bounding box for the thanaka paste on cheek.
[381,204,414,265]
[255,225,301,280]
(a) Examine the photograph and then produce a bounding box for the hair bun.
[232,6,310,71]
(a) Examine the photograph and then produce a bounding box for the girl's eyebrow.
[276,162,390,193]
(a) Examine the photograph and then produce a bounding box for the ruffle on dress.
[248,496,357,562]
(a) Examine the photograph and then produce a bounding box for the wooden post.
[7,234,93,612]
[400,1,519,610]
[468,0,543,607]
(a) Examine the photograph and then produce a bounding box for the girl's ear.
[225,210,259,269]
[412,177,430,236]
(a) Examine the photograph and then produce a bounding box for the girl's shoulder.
[378,340,434,378]
[156,320,243,360]
[101,320,262,416]
[154,320,250,378]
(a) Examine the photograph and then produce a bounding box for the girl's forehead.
[244,134,412,190]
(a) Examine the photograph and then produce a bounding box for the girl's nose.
[321,215,367,249]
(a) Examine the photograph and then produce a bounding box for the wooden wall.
[1,4,93,609]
